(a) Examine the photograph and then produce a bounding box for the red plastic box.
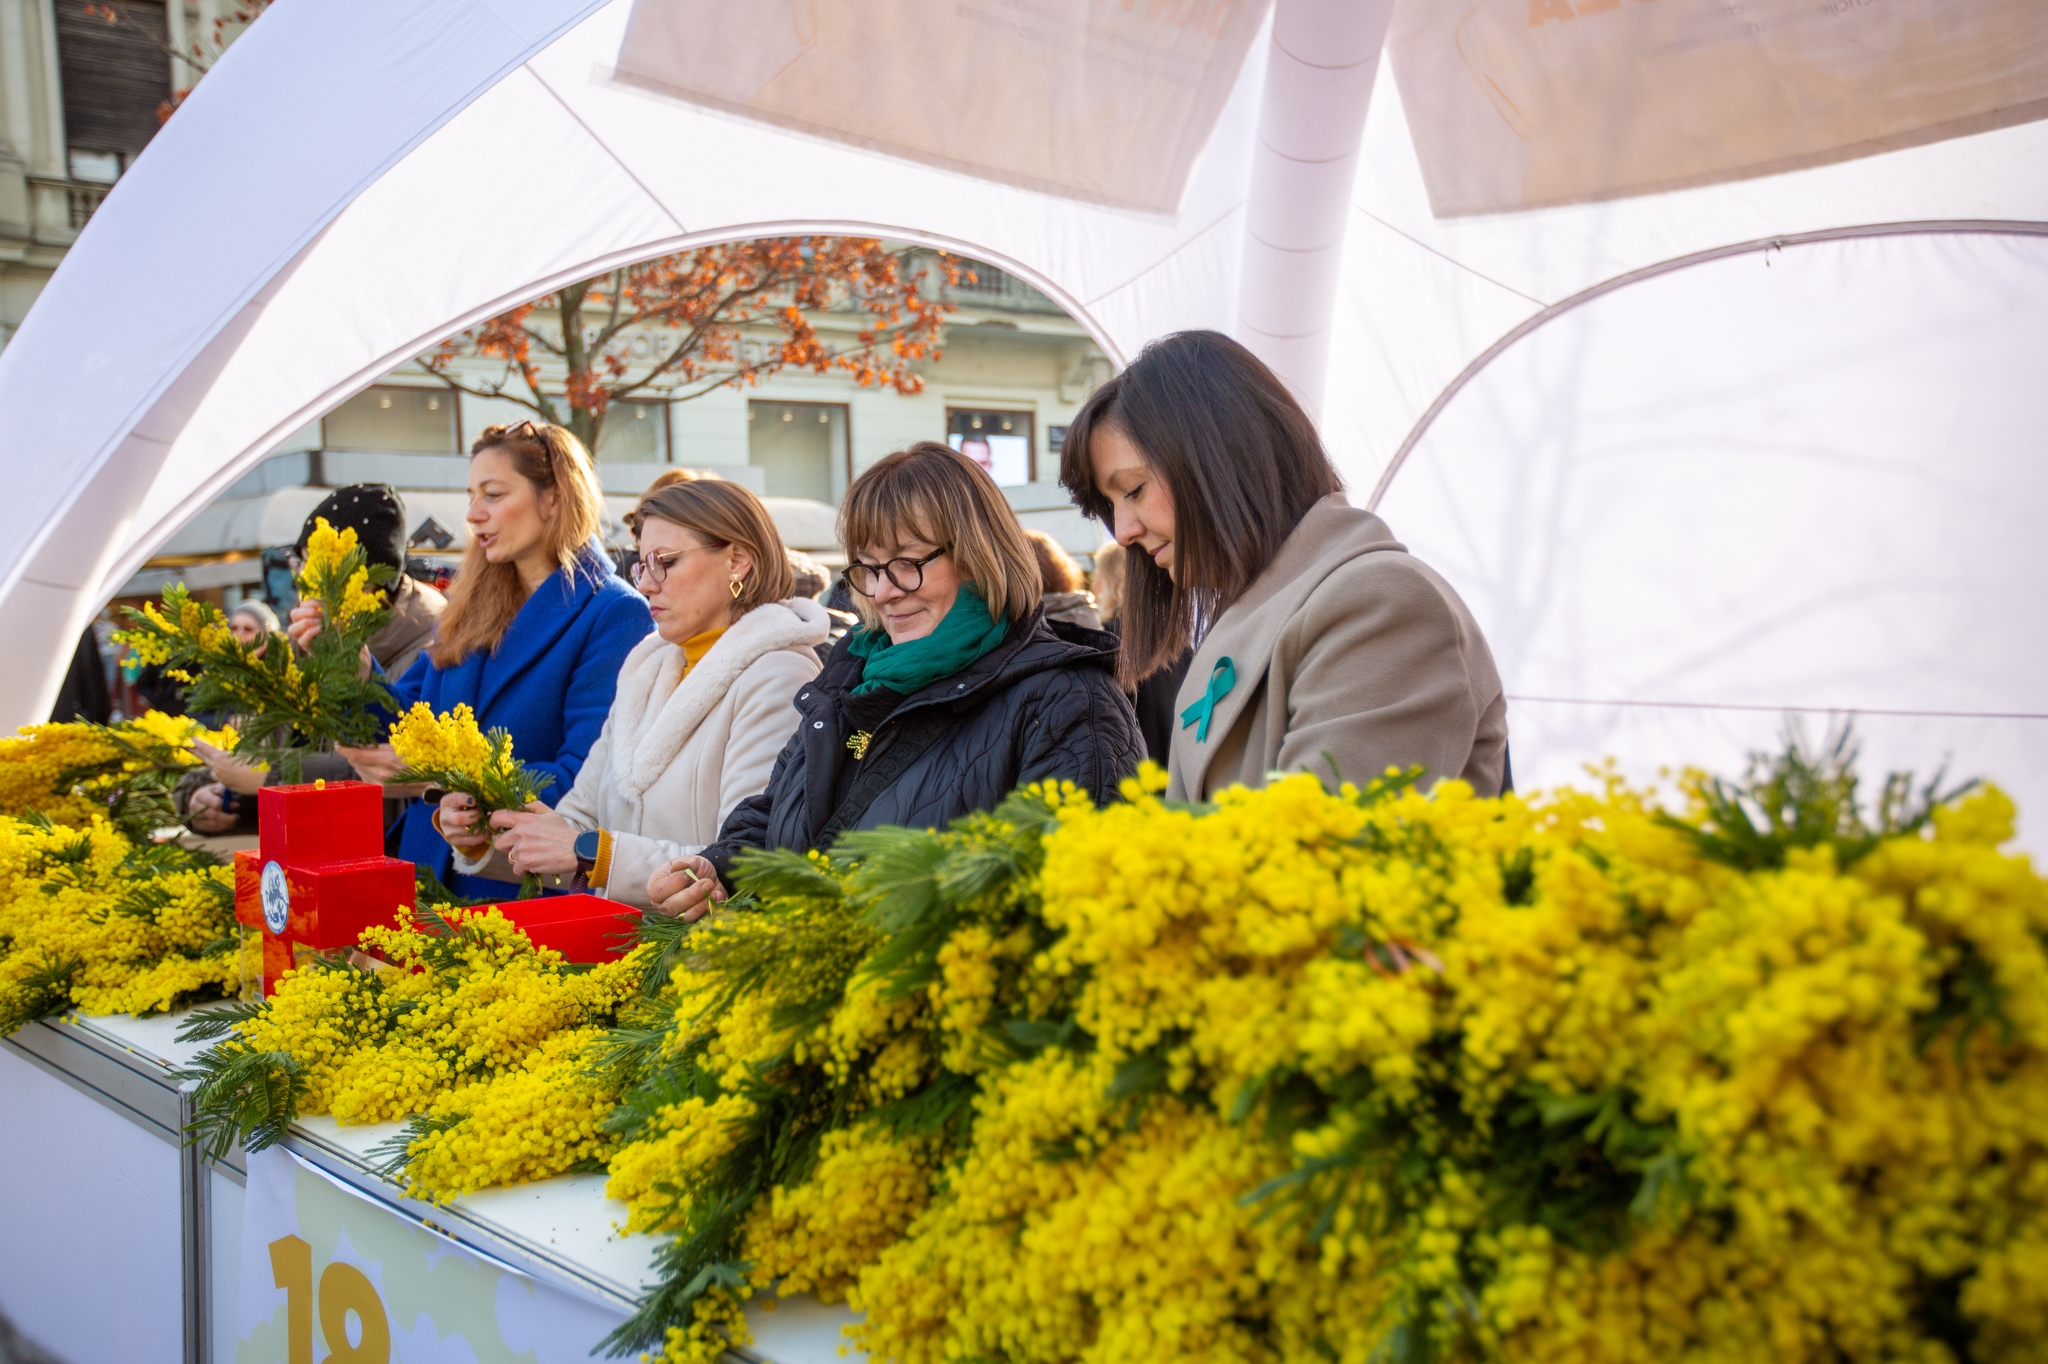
[486,894,640,964]
[243,780,416,996]
[280,857,416,951]
[258,780,384,865]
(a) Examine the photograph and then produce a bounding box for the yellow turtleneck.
[680,626,727,674]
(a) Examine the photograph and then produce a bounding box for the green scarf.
[846,585,1010,696]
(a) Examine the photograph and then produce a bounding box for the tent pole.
[1235,0,1393,420]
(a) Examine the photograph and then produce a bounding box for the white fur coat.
[454,598,826,907]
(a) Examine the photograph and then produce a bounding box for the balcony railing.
[22,178,111,244]
[945,261,1067,316]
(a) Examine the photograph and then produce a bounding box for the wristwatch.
[573,829,613,891]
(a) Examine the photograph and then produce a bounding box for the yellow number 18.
[268,1236,393,1364]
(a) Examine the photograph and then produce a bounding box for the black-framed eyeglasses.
[845,547,949,597]
[630,543,723,588]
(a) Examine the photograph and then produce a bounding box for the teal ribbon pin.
[1180,656,1236,743]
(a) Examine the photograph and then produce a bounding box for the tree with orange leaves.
[416,239,962,454]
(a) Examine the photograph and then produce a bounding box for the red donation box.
[232,781,414,998]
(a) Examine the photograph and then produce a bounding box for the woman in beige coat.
[437,479,825,906]
[1059,330,1507,802]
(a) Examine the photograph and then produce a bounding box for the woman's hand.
[286,600,324,652]
[288,601,373,677]
[186,782,239,835]
[489,800,578,878]
[648,855,724,922]
[335,742,404,784]
[435,792,490,853]
[191,739,266,796]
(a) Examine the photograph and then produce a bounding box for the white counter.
[0,1007,861,1364]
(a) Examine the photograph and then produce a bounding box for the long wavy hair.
[430,421,605,668]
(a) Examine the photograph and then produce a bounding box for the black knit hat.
[295,484,407,572]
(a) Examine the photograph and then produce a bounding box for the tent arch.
[109,218,1131,607]
[1369,224,2048,850]
[1366,219,2048,512]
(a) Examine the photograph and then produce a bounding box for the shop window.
[596,400,670,462]
[748,402,849,503]
[948,409,1034,486]
[323,387,459,454]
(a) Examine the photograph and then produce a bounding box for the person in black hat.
[186,485,450,840]
[291,483,447,679]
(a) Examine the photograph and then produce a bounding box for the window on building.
[748,402,849,503]
[947,409,1035,486]
[323,387,460,454]
[595,401,670,462]
[55,0,170,166]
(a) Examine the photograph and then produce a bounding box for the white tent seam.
[1082,202,1244,309]
[529,63,687,235]
[1508,697,2048,723]
[1349,205,1548,308]
[1255,136,1361,167]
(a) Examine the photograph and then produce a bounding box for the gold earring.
[729,577,744,600]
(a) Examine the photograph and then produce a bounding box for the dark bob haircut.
[1057,330,1341,687]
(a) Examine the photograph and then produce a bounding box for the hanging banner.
[1388,0,2048,216]
[611,0,1269,212]
[236,1148,625,1364]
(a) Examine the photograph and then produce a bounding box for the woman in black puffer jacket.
[648,442,1145,919]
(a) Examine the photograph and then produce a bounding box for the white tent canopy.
[2,0,2043,843]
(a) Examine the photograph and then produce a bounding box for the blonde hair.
[431,422,605,668]
[626,477,794,623]
[838,442,1041,629]
[1091,540,1127,624]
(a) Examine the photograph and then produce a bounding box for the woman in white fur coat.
[435,476,825,906]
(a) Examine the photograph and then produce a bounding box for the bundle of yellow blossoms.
[387,702,550,811]
[0,813,238,1034]
[584,743,2045,1364]
[113,518,396,776]
[0,712,238,833]
[389,702,554,893]
[180,902,647,1197]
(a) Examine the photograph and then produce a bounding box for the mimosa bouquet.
[387,702,554,896]
[0,712,240,837]
[113,518,396,780]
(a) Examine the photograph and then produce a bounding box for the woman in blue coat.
[298,420,651,897]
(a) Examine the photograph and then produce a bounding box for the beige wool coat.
[454,598,826,906]
[1165,496,1507,802]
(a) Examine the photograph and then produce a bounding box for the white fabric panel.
[1330,50,2048,488]
[525,2,1266,362]
[95,65,681,597]
[1373,230,2048,851]
[0,0,615,723]
[0,0,611,589]
[612,0,1268,213]
[0,1046,185,1364]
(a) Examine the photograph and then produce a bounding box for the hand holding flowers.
[388,702,554,894]
[112,518,396,780]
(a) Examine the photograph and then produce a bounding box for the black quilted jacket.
[702,607,1144,885]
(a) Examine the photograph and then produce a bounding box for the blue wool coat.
[388,556,651,897]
